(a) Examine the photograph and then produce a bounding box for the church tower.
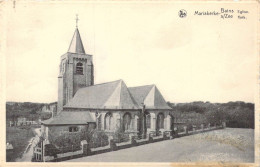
[57,26,94,113]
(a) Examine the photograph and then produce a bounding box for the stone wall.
[44,124,225,162]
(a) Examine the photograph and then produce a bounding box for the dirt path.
[16,128,41,162]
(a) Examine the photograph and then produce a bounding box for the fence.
[89,138,109,148]
[44,124,225,162]
[113,132,130,143]
[45,144,81,156]
[58,145,81,154]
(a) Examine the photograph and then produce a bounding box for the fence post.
[129,134,137,146]
[81,140,89,156]
[222,121,226,128]
[201,124,204,131]
[163,131,167,139]
[183,126,187,134]
[42,139,47,162]
[148,133,153,142]
[192,125,196,132]
[109,136,117,151]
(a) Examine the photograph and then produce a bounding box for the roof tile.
[42,111,95,125]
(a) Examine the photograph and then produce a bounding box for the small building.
[41,111,96,143]
[6,143,13,150]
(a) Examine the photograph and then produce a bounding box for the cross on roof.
[75,14,79,28]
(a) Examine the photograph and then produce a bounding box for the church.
[41,25,175,143]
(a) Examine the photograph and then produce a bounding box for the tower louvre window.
[76,62,83,74]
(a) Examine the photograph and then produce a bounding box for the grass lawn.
[6,126,35,162]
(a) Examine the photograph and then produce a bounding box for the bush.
[113,129,130,143]
[44,144,60,156]
[89,131,109,148]
[50,132,82,154]
[48,127,110,153]
[176,126,184,133]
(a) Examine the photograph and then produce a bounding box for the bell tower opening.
[76,62,83,75]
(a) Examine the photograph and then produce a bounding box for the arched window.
[157,113,164,129]
[76,62,83,74]
[146,114,151,129]
[105,112,112,130]
[123,113,131,131]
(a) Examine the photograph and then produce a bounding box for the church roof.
[128,85,154,105]
[65,80,140,109]
[68,28,85,54]
[129,85,171,110]
[41,111,95,125]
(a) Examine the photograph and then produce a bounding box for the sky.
[2,1,258,103]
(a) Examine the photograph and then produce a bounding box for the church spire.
[68,15,85,54]
[75,14,79,28]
